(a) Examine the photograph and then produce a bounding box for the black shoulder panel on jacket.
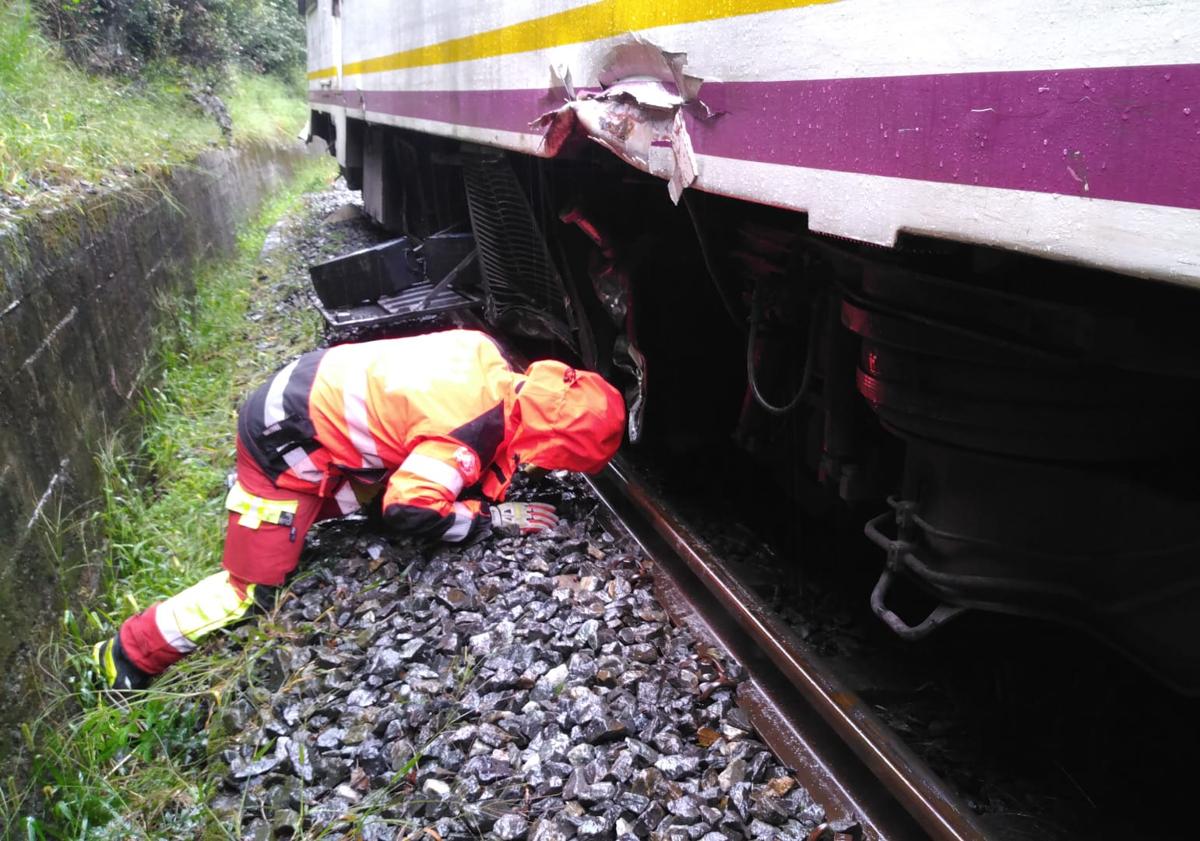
[448,402,506,467]
[237,349,326,481]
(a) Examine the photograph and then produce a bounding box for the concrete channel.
[0,141,312,767]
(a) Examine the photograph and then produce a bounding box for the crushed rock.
[210,475,826,840]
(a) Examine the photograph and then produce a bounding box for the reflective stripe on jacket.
[237,330,520,542]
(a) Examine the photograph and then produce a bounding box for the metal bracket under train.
[300,0,1200,693]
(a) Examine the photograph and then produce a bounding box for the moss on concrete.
[0,141,321,780]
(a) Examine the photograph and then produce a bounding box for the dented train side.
[305,0,1200,283]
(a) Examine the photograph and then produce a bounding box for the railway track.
[587,456,990,841]
[306,184,1197,841]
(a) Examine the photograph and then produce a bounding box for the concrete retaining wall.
[0,141,309,766]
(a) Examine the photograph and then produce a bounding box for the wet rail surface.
[586,457,990,841]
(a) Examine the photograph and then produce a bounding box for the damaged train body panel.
[306,0,1200,284]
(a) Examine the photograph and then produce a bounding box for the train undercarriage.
[313,116,1200,694]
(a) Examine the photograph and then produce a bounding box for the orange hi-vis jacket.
[237,329,625,543]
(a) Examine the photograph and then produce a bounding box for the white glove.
[490,501,559,534]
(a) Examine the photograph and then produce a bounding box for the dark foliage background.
[36,0,304,80]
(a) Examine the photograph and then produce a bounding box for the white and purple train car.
[304,1,1200,691]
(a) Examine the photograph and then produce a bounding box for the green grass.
[0,1,308,199]
[227,69,310,144]
[0,156,333,840]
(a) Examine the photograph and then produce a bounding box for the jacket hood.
[510,360,625,474]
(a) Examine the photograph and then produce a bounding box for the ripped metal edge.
[533,34,717,204]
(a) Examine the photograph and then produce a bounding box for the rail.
[587,456,990,841]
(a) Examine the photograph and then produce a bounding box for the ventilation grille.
[462,150,577,349]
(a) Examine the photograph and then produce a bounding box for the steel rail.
[587,456,990,841]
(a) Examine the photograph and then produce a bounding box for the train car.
[300,0,1200,692]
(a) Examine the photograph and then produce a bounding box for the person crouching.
[92,329,625,690]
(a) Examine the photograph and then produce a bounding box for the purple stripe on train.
[309,88,550,135]
[310,63,1200,210]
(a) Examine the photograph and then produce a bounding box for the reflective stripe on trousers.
[119,570,260,675]
[154,571,258,655]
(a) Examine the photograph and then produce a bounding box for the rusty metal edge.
[587,456,990,841]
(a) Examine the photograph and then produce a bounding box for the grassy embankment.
[0,0,335,836]
[0,153,336,839]
[0,1,333,835]
[0,1,307,202]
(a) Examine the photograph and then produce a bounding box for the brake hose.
[747,287,824,415]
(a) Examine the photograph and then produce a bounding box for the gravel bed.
[211,475,831,840]
[203,185,838,840]
[630,458,1200,839]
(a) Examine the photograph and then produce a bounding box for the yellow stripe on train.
[307,0,839,80]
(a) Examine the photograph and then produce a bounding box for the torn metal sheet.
[535,36,710,204]
[596,35,705,104]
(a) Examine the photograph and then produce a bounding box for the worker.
[92,329,625,690]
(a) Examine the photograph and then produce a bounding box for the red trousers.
[119,439,343,675]
[221,439,344,585]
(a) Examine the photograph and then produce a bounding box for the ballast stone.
[495,813,530,839]
[203,445,822,838]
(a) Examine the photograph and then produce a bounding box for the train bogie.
[304,0,1200,691]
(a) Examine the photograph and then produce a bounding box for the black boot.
[92,634,152,691]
